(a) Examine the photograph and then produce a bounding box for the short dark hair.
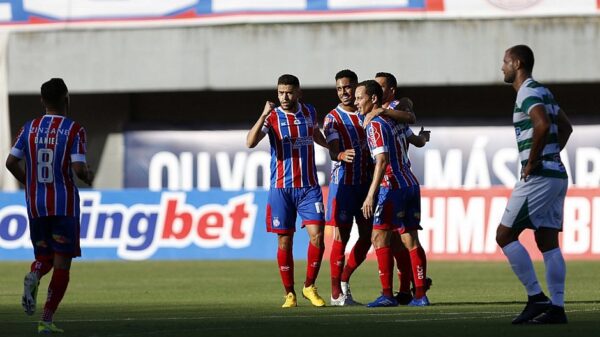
[277,74,300,87]
[357,80,383,104]
[41,78,68,109]
[509,45,535,73]
[375,72,397,89]
[335,69,358,83]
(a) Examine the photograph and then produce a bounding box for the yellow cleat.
[282,292,297,308]
[302,285,326,307]
[38,321,64,334]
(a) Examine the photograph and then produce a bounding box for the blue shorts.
[266,186,325,234]
[372,185,422,232]
[326,183,372,228]
[29,216,81,258]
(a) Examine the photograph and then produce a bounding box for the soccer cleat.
[330,294,347,306]
[411,277,433,296]
[366,295,399,308]
[37,321,64,334]
[395,291,413,305]
[531,305,568,324]
[302,285,326,307]
[408,295,431,307]
[511,294,552,324]
[281,292,297,308]
[22,272,39,316]
[340,281,361,305]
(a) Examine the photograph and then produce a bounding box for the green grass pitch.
[1,260,599,336]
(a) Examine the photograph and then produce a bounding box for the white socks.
[502,241,542,296]
[543,247,566,307]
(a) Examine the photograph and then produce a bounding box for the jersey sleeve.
[70,126,87,163]
[366,121,387,157]
[517,87,544,115]
[9,126,26,159]
[261,110,275,134]
[323,113,339,143]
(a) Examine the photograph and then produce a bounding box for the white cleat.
[340,281,360,305]
[330,294,347,306]
[22,272,39,316]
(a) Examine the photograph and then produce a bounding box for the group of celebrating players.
[246,70,432,308]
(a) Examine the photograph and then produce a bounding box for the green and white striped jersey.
[513,78,567,179]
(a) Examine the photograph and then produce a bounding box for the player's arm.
[522,105,550,180]
[246,101,273,148]
[362,152,387,219]
[5,154,25,185]
[72,161,94,186]
[556,109,573,151]
[327,139,354,162]
[408,127,431,148]
[313,127,329,149]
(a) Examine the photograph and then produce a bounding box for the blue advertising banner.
[0,189,312,261]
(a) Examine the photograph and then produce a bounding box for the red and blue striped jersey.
[323,106,372,185]
[388,99,415,163]
[10,114,87,219]
[366,115,419,189]
[261,103,320,188]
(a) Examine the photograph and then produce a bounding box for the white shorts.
[501,175,567,231]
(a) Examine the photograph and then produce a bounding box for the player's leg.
[23,217,54,316]
[38,216,80,333]
[391,231,413,304]
[367,188,398,307]
[298,186,326,307]
[267,188,298,307]
[497,177,554,324]
[325,182,350,302]
[341,183,372,285]
[532,178,568,324]
[401,230,430,306]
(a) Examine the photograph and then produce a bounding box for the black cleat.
[532,305,568,324]
[394,292,413,305]
[411,277,433,296]
[512,293,552,324]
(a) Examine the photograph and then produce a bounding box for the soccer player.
[5,78,94,333]
[323,70,373,306]
[496,45,572,324]
[246,74,328,308]
[355,80,420,307]
[374,72,431,306]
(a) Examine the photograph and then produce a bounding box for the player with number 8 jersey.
[11,111,87,219]
[6,78,93,334]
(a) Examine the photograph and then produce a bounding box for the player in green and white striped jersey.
[496,45,573,325]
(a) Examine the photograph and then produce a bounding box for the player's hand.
[337,149,355,163]
[262,101,275,117]
[364,111,379,126]
[521,161,539,182]
[361,196,374,219]
[418,126,430,142]
[85,164,95,186]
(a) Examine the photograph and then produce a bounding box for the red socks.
[305,242,324,287]
[375,247,394,297]
[42,268,70,322]
[410,247,428,298]
[277,247,295,294]
[341,237,371,282]
[31,260,53,279]
[394,248,412,293]
[330,240,346,299]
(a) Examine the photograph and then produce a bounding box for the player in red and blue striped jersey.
[375,72,431,306]
[6,78,93,333]
[247,74,329,308]
[323,70,373,306]
[355,80,421,307]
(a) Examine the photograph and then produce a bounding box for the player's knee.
[495,225,514,248]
